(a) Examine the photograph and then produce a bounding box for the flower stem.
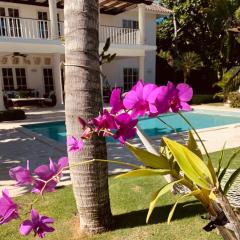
[156,116,186,142]
[178,112,211,161]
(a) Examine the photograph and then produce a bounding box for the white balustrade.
[99,25,139,45]
[0,16,54,40]
[99,26,139,44]
[0,17,139,45]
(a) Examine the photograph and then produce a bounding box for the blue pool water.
[24,110,240,144]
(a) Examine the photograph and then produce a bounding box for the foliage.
[215,67,240,99]
[174,52,202,83]
[228,91,240,108]
[157,0,240,81]
[191,94,221,105]
[0,109,26,122]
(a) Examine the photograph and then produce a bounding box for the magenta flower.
[9,160,33,186]
[67,136,84,153]
[32,157,68,194]
[148,85,170,116]
[91,109,117,136]
[149,82,193,115]
[110,88,125,114]
[81,127,92,139]
[0,189,19,225]
[78,116,87,130]
[113,113,138,144]
[166,82,193,112]
[20,209,54,238]
[123,81,158,118]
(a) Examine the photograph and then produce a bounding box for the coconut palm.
[64,0,113,234]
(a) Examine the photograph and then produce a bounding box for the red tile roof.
[146,3,173,15]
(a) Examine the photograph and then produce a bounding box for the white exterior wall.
[103,57,138,89]
[0,54,63,97]
[0,2,64,21]
[0,1,161,107]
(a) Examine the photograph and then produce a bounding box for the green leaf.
[146,179,183,223]
[187,131,203,159]
[127,143,170,170]
[223,167,240,194]
[115,169,171,179]
[219,149,240,183]
[167,190,201,224]
[103,37,110,52]
[163,137,214,190]
[216,142,226,177]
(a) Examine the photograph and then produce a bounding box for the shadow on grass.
[114,201,206,229]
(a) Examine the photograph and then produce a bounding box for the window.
[15,68,27,90]
[2,68,14,90]
[123,20,139,29]
[38,12,48,39]
[123,68,139,91]
[43,68,54,94]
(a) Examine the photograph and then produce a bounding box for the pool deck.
[1,104,240,197]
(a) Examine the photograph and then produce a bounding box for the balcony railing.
[0,16,63,40]
[100,25,139,45]
[0,17,139,45]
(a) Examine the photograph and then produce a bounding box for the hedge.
[0,110,26,122]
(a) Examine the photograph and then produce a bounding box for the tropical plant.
[215,67,240,99]
[157,0,240,82]
[64,0,113,234]
[174,51,202,83]
[4,80,240,239]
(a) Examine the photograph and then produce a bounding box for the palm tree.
[64,0,113,234]
[174,51,202,83]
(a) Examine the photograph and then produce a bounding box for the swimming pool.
[24,110,240,144]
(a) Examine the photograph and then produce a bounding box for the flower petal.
[177,83,193,102]
[19,220,33,236]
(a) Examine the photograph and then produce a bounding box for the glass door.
[0,8,7,36]
[38,12,48,39]
[8,8,21,37]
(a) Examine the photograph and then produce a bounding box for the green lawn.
[1,147,239,240]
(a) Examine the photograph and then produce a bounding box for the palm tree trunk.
[64,0,113,234]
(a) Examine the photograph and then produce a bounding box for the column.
[53,53,63,106]
[49,0,59,39]
[0,90,5,111]
[139,56,145,80]
[138,4,146,45]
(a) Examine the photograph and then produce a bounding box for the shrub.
[228,91,240,108]
[0,110,26,122]
[191,94,222,105]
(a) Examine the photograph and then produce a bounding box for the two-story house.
[0,0,172,110]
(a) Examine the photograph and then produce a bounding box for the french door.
[38,12,48,39]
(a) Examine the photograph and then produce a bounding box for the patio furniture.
[10,97,46,107]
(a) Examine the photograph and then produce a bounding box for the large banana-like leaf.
[127,143,170,170]
[187,131,203,159]
[219,149,240,183]
[163,137,214,190]
[167,189,201,224]
[216,142,226,177]
[115,169,171,179]
[146,179,183,223]
[223,167,240,194]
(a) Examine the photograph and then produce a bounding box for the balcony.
[0,16,63,40]
[100,25,139,45]
[0,17,140,45]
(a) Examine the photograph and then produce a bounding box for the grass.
[1,147,239,240]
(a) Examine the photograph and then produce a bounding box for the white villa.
[0,0,172,110]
